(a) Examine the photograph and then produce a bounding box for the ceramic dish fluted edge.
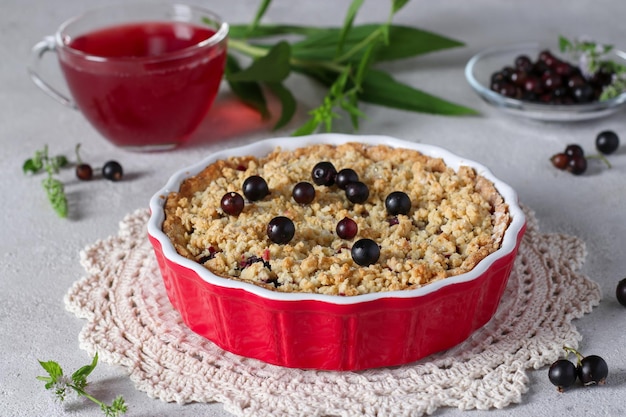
[147,133,527,370]
[465,42,626,121]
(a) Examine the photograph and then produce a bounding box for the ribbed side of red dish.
[148,222,525,371]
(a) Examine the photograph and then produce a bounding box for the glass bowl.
[465,42,626,121]
[147,134,526,371]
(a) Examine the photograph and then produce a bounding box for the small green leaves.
[24,145,69,218]
[227,41,291,83]
[336,0,365,58]
[559,35,626,100]
[37,353,128,416]
[224,0,476,135]
[42,176,68,218]
[37,360,63,389]
[360,70,479,115]
[225,54,269,119]
[71,353,98,390]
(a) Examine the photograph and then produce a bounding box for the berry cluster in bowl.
[490,50,613,105]
[465,42,626,121]
[147,134,526,370]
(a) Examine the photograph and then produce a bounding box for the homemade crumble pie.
[162,143,510,296]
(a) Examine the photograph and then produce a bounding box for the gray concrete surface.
[2,0,626,416]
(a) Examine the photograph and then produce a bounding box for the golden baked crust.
[163,143,510,296]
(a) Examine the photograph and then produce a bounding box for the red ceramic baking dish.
[147,134,526,371]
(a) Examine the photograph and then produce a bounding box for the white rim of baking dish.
[148,134,526,305]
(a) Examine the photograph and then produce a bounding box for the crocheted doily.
[65,206,601,417]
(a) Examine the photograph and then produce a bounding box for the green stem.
[71,385,107,410]
[227,38,268,58]
[563,346,584,365]
[334,28,383,63]
[227,38,347,74]
[587,153,613,169]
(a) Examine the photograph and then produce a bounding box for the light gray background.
[2,0,626,416]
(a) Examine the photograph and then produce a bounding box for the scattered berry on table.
[336,217,358,239]
[578,355,609,386]
[267,216,295,244]
[351,238,380,266]
[616,278,626,306]
[75,163,93,181]
[566,155,587,175]
[595,130,620,155]
[548,359,578,392]
[242,175,269,201]
[292,181,315,204]
[102,160,123,181]
[220,192,244,216]
[311,161,337,186]
[564,144,584,159]
[550,153,569,170]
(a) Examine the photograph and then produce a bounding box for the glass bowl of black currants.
[465,42,626,121]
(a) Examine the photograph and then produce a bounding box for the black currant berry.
[220,192,244,216]
[335,168,359,189]
[550,153,569,170]
[351,238,380,266]
[617,278,626,307]
[102,160,123,181]
[595,131,620,155]
[311,161,337,186]
[385,191,411,215]
[578,355,608,386]
[564,144,585,159]
[345,181,369,204]
[548,359,578,392]
[566,156,587,175]
[292,181,315,204]
[336,217,358,240]
[242,175,269,201]
[75,163,93,181]
[267,216,295,244]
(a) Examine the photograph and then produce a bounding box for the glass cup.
[29,3,229,151]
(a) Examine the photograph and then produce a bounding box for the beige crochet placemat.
[65,206,601,417]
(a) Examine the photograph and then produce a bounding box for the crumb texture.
[163,143,509,295]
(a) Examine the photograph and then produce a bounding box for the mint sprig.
[23,145,69,218]
[219,0,477,135]
[37,353,128,417]
[559,35,626,100]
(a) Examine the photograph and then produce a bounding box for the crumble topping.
[163,143,510,296]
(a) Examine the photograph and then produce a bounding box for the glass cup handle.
[28,36,76,109]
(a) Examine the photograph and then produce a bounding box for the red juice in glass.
[58,21,227,150]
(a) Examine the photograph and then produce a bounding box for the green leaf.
[72,353,99,389]
[392,0,411,14]
[225,55,270,118]
[290,25,463,63]
[248,0,273,33]
[42,177,68,218]
[38,360,63,389]
[336,0,365,58]
[291,117,321,136]
[228,24,325,40]
[354,42,378,86]
[360,70,478,115]
[23,158,42,174]
[227,41,292,83]
[559,35,573,53]
[374,25,464,61]
[267,82,297,130]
